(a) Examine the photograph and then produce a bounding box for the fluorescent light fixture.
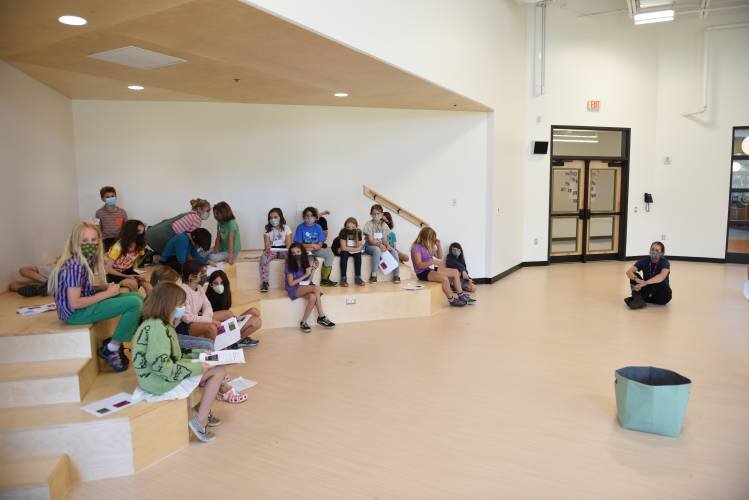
[554,139,599,143]
[58,15,87,26]
[88,46,186,70]
[128,84,145,91]
[553,134,599,139]
[334,92,349,97]
[634,9,674,25]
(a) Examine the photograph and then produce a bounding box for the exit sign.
[587,100,601,112]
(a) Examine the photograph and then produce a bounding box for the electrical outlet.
[664,156,672,165]
[533,238,539,246]
[661,234,666,241]
[634,206,638,213]
[346,296,356,305]
[449,197,457,207]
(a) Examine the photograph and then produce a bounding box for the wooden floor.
[68,261,749,500]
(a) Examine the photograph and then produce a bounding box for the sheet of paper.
[270,247,286,252]
[81,392,140,418]
[197,349,246,366]
[402,283,425,291]
[214,317,242,351]
[16,303,56,316]
[205,262,225,276]
[228,376,257,392]
[377,250,399,275]
[299,279,311,286]
[236,314,252,331]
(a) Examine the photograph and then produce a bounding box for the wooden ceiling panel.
[0,0,491,111]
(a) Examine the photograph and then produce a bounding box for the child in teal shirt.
[209,202,241,265]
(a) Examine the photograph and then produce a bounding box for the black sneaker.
[300,321,312,333]
[340,277,348,287]
[237,337,259,348]
[355,277,365,286]
[320,279,338,287]
[98,340,127,372]
[393,276,401,284]
[260,282,269,293]
[626,294,647,310]
[369,275,377,284]
[17,284,48,297]
[317,316,336,329]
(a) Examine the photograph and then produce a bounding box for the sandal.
[216,387,247,404]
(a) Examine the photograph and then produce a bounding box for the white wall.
[522,6,749,261]
[73,101,490,277]
[0,61,78,290]
[247,0,529,276]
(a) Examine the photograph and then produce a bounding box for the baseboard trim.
[625,255,725,264]
[475,260,549,284]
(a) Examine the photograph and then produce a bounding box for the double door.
[549,160,623,260]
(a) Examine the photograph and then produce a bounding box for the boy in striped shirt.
[95,186,128,251]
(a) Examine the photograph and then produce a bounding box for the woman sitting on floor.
[624,241,672,309]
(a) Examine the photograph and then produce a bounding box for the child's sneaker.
[393,276,401,284]
[260,282,269,293]
[97,340,127,372]
[369,274,377,284]
[300,321,312,333]
[188,415,216,442]
[355,277,365,286]
[17,283,48,297]
[448,296,466,307]
[340,277,348,287]
[206,410,222,427]
[320,279,338,287]
[317,316,336,329]
[237,337,259,348]
[460,293,476,304]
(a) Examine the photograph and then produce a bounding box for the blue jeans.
[364,244,399,278]
[178,334,213,352]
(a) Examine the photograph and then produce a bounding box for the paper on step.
[228,376,257,392]
[16,303,56,316]
[402,283,425,291]
[204,262,225,276]
[82,392,141,418]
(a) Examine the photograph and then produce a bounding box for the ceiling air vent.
[88,46,186,70]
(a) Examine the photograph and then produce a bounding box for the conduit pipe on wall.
[683,22,749,117]
[532,1,547,97]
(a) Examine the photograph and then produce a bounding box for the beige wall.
[0,61,78,290]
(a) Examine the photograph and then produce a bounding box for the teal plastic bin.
[614,366,692,437]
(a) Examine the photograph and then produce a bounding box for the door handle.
[578,209,592,220]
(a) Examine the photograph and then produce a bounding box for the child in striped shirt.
[48,222,143,372]
[95,186,127,251]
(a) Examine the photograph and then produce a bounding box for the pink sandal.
[216,387,247,404]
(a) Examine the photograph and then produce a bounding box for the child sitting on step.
[337,217,366,287]
[205,269,262,348]
[48,221,143,372]
[132,282,225,442]
[105,219,150,294]
[382,212,410,263]
[208,201,241,265]
[259,208,292,293]
[294,207,337,287]
[285,243,336,333]
[9,261,56,297]
[411,227,475,307]
[364,204,401,284]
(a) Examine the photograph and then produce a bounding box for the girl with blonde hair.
[49,221,143,371]
[410,227,475,307]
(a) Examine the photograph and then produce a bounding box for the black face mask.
[347,229,356,236]
[135,233,146,247]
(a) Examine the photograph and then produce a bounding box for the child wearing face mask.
[285,243,336,333]
[363,204,401,284]
[48,221,144,372]
[382,212,410,263]
[160,228,212,273]
[338,217,365,287]
[205,270,262,347]
[131,282,225,443]
[445,242,476,293]
[294,207,337,287]
[624,241,672,309]
[259,208,292,293]
[105,219,150,293]
[95,186,128,252]
[208,201,241,265]
[144,198,211,259]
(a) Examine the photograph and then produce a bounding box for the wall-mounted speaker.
[532,141,549,154]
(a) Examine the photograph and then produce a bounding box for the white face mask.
[212,284,224,294]
[173,306,186,320]
[200,211,210,220]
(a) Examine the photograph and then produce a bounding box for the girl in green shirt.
[208,202,241,265]
[132,282,225,443]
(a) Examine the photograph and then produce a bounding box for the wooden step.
[259,280,443,330]
[0,358,98,408]
[0,293,93,363]
[0,454,72,500]
[234,254,414,291]
[0,371,190,481]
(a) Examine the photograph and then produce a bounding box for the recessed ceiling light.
[128,84,145,91]
[58,15,87,26]
[334,92,349,97]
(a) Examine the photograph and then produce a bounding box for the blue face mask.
[304,217,315,226]
[650,250,661,261]
[451,249,461,258]
[105,197,117,206]
[270,218,280,227]
[173,306,186,320]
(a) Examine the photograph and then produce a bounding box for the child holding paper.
[363,204,400,284]
[285,243,336,333]
[259,208,292,293]
[206,269,261,347]
[294,207,337,287]
[132,282,225,442]
[337,217,365,287]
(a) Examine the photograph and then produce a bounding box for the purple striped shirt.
[54,257,97,321]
